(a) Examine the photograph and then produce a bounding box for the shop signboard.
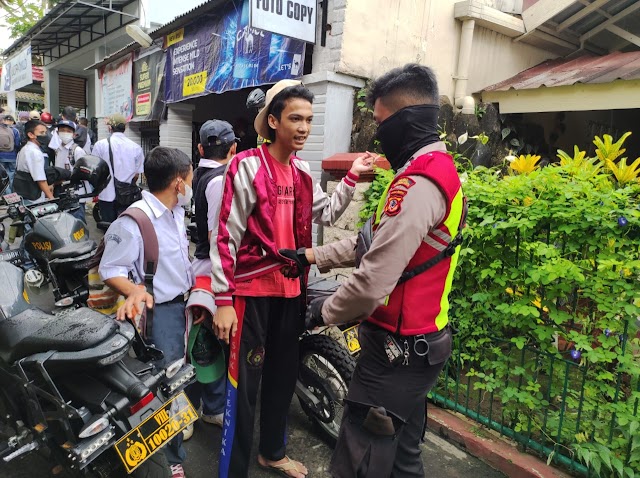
[251,0,317,43]
[100,54,134,120]
[133,50,165,121]
[1,44,33,92]
[164,0,305,103]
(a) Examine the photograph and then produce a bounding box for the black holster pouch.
[330,401,402,478]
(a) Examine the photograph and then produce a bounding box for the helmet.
[71,155,111,194]
[40,112,53,124]
[246,88,266,109]
[0,163,9,196]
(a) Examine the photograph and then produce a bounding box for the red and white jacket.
[210,145,358,306]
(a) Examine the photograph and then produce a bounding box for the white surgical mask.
[59,132,74,145]
[177,183,193,207]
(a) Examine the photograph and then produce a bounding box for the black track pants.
[218,295,302,478]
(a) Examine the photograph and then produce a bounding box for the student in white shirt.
[92,113,144,222]
[54,119,91,223]
[16,120,54,204]
[98,146,196,478]
[183,120,237,436]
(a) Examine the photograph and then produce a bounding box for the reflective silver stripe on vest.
[432,228,452,243]
[424,234,447,251]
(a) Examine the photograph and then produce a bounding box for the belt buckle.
[183,292,190,302]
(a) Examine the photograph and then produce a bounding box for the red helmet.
[40,112,53,124]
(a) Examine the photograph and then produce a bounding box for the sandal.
[258,455,307,477]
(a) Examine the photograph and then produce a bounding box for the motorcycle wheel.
[298,333,356,444]
[92,203,101,224]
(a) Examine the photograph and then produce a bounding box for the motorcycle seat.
[50,240,96,260]
[0,307,117,363]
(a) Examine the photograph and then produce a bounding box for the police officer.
[284,64,465,477]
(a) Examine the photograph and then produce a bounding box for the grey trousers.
[149,301,187,466]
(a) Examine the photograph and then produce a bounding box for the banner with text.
[164,0,305,103]
[133,50,165,121]
[100,54,134,120]
[1,44,33,92]
[251,0,317,43]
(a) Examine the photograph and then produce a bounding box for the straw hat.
[254,79,302,139]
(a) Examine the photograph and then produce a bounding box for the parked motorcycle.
[0,260,197,477]
[0,155,111,307]
[297,276,359,442]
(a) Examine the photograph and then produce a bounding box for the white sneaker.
[201,413,224,427]
[170,464,186,478]
[182,423,194,441]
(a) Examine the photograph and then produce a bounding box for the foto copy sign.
[251,0,317,43]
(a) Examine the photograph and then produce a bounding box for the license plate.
[114,392,197,473]
[343,325,361,354]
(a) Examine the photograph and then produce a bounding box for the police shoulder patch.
[393,177,416,190]
[383,188,408,217]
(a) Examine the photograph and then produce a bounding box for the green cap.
[187,323,226,384]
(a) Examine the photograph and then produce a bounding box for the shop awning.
[515,0,640,56]
[481,50,640,113]
[86,0,230,71]
[2,0,138,62]
[0,91,45,105]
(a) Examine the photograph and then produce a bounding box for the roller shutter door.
[59,75,86,111]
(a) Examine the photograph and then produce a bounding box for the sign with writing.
[164,0,305,103]
[1,44,33,92]
[133,50,165,120]
[251,0,316,43]
[100,54,133,120]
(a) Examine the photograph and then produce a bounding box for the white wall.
[322,0,555,103]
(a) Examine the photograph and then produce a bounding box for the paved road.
[1,205,505,477]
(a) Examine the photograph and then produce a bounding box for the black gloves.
[305,297,327,330]
[279,248,310,278]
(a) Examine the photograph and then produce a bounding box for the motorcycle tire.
[298,333,356,444]
[92,203,101,224]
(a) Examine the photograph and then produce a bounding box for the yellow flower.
[509,154,541,175]
[523,196,533,207]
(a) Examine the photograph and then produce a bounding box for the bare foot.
[257,454,308,478]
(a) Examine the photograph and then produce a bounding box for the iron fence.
[428,326,639,476]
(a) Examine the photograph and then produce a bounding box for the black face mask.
[376,104,441,171]
[36,134,49,148]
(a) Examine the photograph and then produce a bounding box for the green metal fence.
[428,323,639,477]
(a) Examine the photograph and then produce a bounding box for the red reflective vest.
[367,151,464,336]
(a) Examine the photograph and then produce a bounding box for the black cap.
[199,120,236,147]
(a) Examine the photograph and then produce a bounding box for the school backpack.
[0,124,15,152]
[86,207,159,331]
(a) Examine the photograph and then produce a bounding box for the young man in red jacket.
[211,80,374,478]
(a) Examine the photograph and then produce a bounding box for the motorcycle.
[0,191,97,307]
[296,275,360,443]
[0,260,197,477]
[0,155,111,307]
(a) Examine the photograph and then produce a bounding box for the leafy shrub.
[452,161,640,477]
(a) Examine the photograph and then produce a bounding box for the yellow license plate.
[114,392,197,473]
[343,325,361,354]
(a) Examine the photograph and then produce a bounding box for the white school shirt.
[191,158,225,278]
[93,133,144,202]
[55,142,93,203]
[99,190,194,304]
[16,141,47,203]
